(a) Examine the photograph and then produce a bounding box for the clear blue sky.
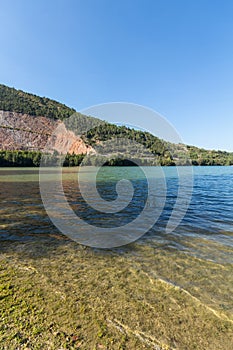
[1,0,233,150]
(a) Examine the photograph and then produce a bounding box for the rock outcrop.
[0,110,93,155]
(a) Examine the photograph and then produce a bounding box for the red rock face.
[0,110,94,155]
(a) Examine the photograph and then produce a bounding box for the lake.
[0,166,233,348]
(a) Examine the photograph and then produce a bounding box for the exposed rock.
[0,110,94,155]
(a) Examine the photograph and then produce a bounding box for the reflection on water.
[0,166,233,320]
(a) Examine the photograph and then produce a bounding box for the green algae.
[0,240,232,350]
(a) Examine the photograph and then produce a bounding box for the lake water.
[0,166,233,322]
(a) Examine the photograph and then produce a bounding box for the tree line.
[1,148,233,167]
[0,151,85,167]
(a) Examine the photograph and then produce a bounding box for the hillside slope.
[0,84,75,120]
[0,84,233,166]
[0,110,93,155]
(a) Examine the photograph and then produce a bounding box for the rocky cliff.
[0,110,93,155]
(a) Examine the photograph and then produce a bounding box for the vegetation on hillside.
[81,122,233,166]
[187,145,233,166]
[1,84,233,166]
[0,84,75,119]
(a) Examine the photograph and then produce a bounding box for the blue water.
[1,166,233,257]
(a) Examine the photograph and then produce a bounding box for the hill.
[0,84,75,120]
[0,84,233,166]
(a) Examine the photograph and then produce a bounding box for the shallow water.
[0,166,233,322]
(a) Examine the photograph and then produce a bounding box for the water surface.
[1,166,233,321]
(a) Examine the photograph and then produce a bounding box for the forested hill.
[0,84,233,166]
[0,84,75,119]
